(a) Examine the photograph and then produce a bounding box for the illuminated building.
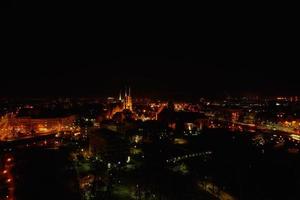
[107,103,124,119]
[122,87,133,111]
[158,102,208,136]
[0,112,76,140]
[107,87,133,119]
[119,90,122,101]
[10,115,76,134]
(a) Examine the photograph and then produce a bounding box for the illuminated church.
[119,87,133,111]
[107,87,133,119]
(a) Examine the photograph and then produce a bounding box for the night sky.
[2,56,299,99]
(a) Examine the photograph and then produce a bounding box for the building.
[158,102,208,136]
[10,115,76,134]
[121,87,133,111]
[89,128,130,164]
[0,113,77,141]
[107,87,133,119]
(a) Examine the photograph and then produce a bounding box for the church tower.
[123,87,133,111]
[126,87,133,111]
[119,90,122,101]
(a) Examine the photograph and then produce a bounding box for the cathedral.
[119,87,133,111]
[107,87,133,119]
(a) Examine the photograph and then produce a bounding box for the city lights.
[0,69,300,200]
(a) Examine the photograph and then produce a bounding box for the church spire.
[119,90,122,101]
[121,86,133,111]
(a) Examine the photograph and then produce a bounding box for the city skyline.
[1,67,300,199]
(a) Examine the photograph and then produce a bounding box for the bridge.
[166,151,213,164]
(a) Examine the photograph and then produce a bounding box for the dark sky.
[1,56,299,99]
